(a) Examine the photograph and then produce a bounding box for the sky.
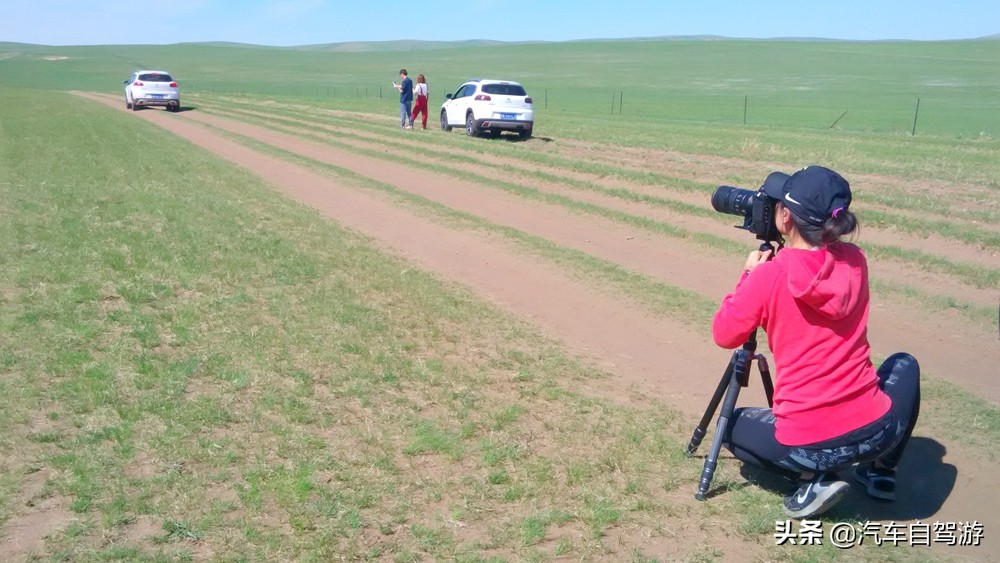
[2,0,997,46]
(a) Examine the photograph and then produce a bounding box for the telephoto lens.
[711,186,756,217]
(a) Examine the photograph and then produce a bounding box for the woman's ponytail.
[791,208,859,247]
[821,208,858,245]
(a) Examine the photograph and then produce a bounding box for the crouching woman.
[712,166,920,519]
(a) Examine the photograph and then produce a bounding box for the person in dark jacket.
[393,69,414,129]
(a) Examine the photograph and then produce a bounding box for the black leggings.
[722,353,920,480]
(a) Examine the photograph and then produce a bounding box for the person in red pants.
[411,73,429,130]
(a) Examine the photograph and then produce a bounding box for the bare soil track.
[71,92,1000,559]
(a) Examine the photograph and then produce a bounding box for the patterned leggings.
[722,353,920,479]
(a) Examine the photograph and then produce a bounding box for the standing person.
[711,165,920,519]
[393,69,414,129]
[411,74,429,130]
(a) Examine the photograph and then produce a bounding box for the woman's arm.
[712,258,770,348]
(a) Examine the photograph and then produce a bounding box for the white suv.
[124,70,180,111]
[440,79,534,139]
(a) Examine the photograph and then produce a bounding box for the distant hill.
[293,40,517,52]
[3,34,997,52]
[167,39,522,52]
[179,35,1000,51]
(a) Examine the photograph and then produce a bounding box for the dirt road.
[75,92,999,558]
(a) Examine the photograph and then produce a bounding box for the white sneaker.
[783,473,849,518]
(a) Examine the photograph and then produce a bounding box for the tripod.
[685,330,774,499]
[685,240,781,500]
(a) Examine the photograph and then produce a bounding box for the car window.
[483,84,527,96]
[138,73,174,82]
[455,84,475,99]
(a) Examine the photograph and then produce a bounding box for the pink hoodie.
[712,243,891,445]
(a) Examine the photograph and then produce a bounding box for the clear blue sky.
[3,0,997,46]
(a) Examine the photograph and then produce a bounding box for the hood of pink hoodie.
[779,243,865,321]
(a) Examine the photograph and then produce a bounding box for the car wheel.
[440,110,451,132]
[125,96,132,109]
[465,113,479,137]
[518,129,532,140]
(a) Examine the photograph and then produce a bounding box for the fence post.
[829,111,848,129]
[912,98,921,136]
[611,92,616,115]
[743,95,748,125]
[618,91,623,115]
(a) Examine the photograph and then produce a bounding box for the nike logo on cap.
[785,193,802,205]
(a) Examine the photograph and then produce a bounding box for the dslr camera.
[712,176,783,246]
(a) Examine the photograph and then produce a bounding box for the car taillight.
[134,81,144,86]
[525,97,533,104]
[170,82,178,87]
[474,94,492,101]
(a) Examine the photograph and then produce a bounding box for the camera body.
[712,186,783,245]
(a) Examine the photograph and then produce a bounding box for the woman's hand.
[744,248,773,274]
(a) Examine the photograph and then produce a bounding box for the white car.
[124,70,180,111]
[440,79,534,139]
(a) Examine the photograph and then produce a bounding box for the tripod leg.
[757,355,774,408]
[685,357,736,456]
[691,330,760,500]
[695,370,744,500]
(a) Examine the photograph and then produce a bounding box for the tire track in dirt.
[80,92,999,403]
[73,93,1000,556]
[74,92,735,409]
[293,112,1000,307]
[222,99,1000,237]
[188,101,1000,368]
[214,101,1000,278]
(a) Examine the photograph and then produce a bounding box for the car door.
[124,73,137,103]
[444,84,475,126]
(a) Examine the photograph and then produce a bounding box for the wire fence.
[186,83,998,138]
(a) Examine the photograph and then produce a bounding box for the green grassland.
[0,86,731,562]
[3,38,999,137]
[0,38,998,561]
